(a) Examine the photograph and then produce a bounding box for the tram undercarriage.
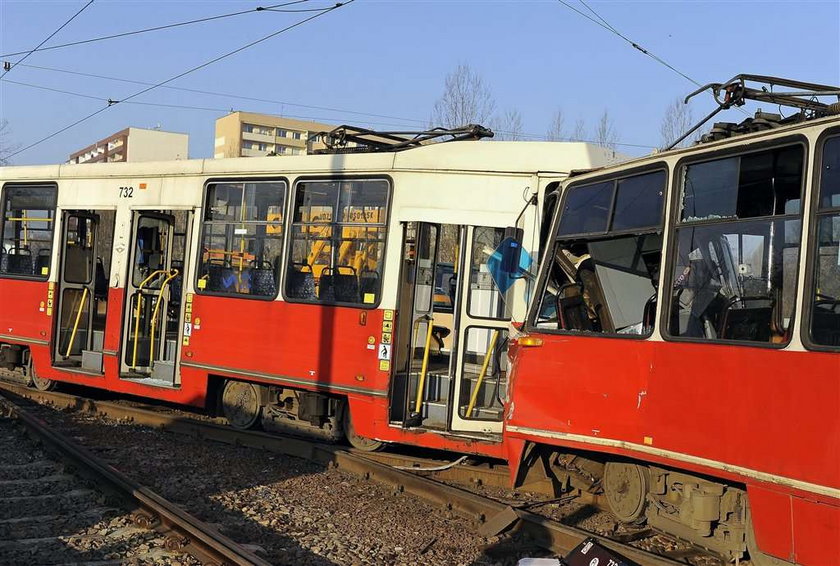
[520,444,795,566]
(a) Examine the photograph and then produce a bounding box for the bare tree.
[546,109,565,141]
[431,63,496,129]
[594,110,619,151]
[0,120,20,165]
[660,97,695,149]
[571,118,587,142]
[495,109,524,141]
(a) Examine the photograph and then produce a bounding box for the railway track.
[0,378,715,566]
[0,388,273,566]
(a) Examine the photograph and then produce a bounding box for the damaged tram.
[503,76,840,564]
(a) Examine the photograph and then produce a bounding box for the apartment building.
[68,127,189,164]
[214,111,336,158]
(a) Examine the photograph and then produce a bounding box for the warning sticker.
[382,320,393,333]
[377,344,391,360]
[381,332,392,345]
[379,360,391,372]
[383,310,394,321]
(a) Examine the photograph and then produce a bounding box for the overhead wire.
[15,63,430,125]
[0,1,313,59]
[9,64,657,148]
[2,78,424,129]
[559,0,701,87]
[6,76,659,147]
[561,0,749,138]
[0,0,95,80]
[5,1,354,159]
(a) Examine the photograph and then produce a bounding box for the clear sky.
[1,0,838,165]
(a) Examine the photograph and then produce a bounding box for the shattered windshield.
[535,170,666,336]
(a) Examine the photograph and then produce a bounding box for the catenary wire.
[0,1,314,59]
[4,77,658,148]
[5,2,353,159]
[1,78,424,129]
[5,68,658,149]
[15,63,430,125]
[0,0,95,80]
[559,0,700,87]
[565,0,749,125]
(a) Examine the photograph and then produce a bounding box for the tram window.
[682,145,803,221]
[809,136,840,347]
[469,227,509,320]
[538,185,560,257]
[669,145,804,345]
[64,216,95,284]
[285,179,389,306]
[819,137,840,209]
[556,181,612,236]
[133,216,171,287]
[458,326,509,421]
[197,181,286,298]
[612,172,665,231]
[534,170,665,336]
[0,185,56,278]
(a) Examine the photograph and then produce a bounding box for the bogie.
[540,449,749,560]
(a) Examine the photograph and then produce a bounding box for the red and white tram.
[0,131,618,458]
[503,77,840,564]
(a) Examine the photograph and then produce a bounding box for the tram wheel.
[220,381,262,430]
[603,461,649,524]
[25,356,55,392]
[343,403,383,452]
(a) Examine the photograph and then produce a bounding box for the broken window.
[669,144,804,344]
[809,136,840,348]
[535,169,665,336]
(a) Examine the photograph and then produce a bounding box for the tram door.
[53,210,115,372]
[391,222,509,436]
[119,211,190,384]
[448,226,510,435]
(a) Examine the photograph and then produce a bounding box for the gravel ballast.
[23,403,550,566]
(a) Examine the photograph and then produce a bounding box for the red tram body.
[504,103,840,564]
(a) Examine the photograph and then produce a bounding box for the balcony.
[242,131,274,144]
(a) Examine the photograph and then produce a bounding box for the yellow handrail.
[63,287,90,358]
[131,269,168,369]
[412,315,435,415]
[465,329,500,418]
[148,269,179,366]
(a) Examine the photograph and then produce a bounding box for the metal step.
[420,400,448,428]
[81,350,103,373]
[423,372,451,403]
[151,360,175,383]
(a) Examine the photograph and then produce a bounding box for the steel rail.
[0,388,272,566]
[0,380,691,565]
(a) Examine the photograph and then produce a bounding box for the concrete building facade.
[68,127,189,164]
[214,111,336,158]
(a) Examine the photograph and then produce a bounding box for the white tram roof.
[562,114,840,184]
[0,141,628,181]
